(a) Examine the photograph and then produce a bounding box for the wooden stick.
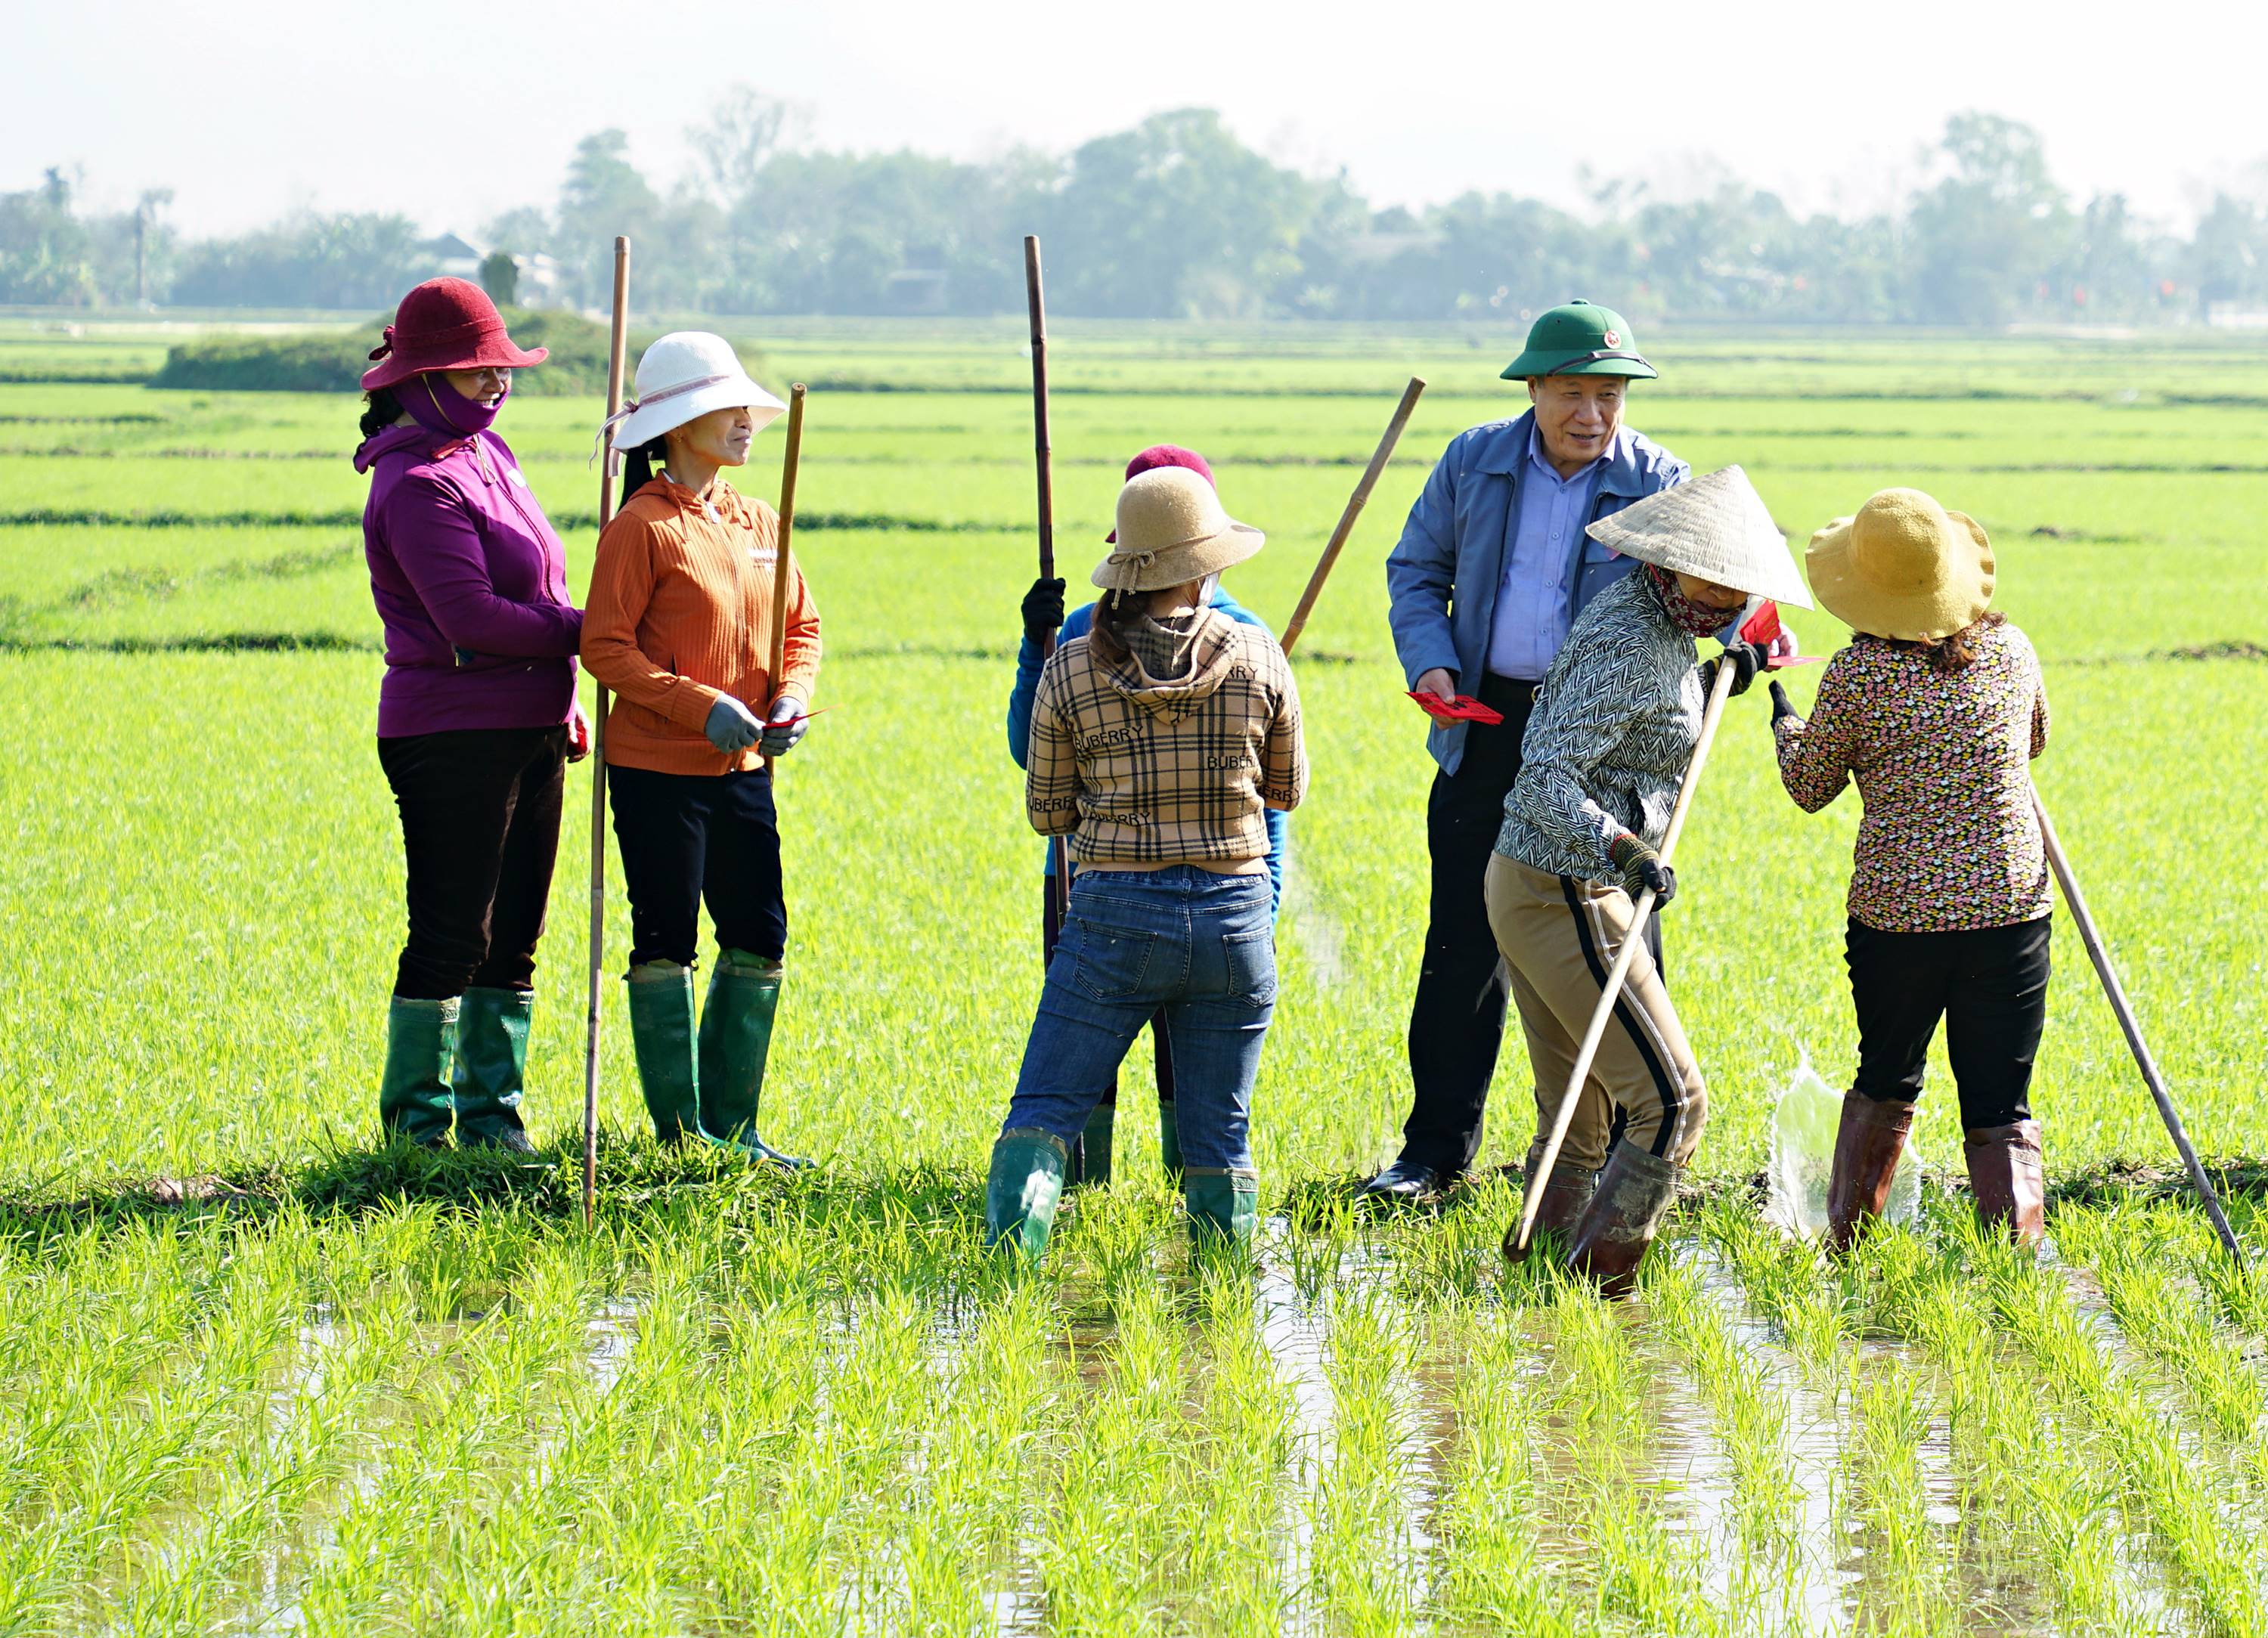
[1280,375,1426,657]
[1024,234,1072,925]
[763,383,808,773]
[2032,789,2242,1259]
[583,235,631,1231]
[1511,656,1739,1256]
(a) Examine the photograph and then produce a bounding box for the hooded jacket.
[1025,607,1305,873]
[355,421,582,737]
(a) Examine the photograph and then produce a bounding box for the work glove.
[1607,832,1678,908]
[1704,642,1771,699]
[759,695,809,758]
[703,695,764,755]
[1022,576,1067,646]
[1768,680,1800,726]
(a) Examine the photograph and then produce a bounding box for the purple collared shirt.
[1485,427,1605,682]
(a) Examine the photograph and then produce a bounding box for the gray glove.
[704,695,764,755]
[759,696,810,757]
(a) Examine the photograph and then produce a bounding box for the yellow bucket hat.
[1805,488,1995,642]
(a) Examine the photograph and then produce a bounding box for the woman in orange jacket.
[581,332,820,1165]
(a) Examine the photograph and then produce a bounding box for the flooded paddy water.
[7,1182,2262,1636]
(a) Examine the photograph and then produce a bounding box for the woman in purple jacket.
[354,278,588,1152]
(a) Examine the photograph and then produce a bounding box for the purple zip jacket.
[355,421,584,737]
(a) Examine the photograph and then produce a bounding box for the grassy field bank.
[1,317,2263,1633]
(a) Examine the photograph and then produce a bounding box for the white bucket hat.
[1582,465,1813,608]
[1092,467,1265,593]
[598,331,785,456]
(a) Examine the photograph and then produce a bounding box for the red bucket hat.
[1105,444,1213,542]
[361,277,547,391]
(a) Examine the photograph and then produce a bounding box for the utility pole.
[135,189,172,308]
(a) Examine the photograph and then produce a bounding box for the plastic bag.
[1763,1054,1923,1238]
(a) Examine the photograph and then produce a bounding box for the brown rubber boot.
[1965,1120,2046,1247]
[1565,1145,1681,1299]
[1503,1141,1598,1265]
[1823,1091,1916,1253]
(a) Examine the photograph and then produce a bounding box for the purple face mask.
[404,372,508,438]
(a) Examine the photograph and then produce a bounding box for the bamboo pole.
[1280,375,1426,656]
[1024,235,1072,925]
[763,384,808,773]
[1509,656,1740,1257]
[582,235,631,1230]
[2032,789,2242,1259]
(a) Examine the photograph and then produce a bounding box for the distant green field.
[2,317,2265,1633]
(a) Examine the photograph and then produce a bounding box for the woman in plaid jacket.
[984,467,1306,1259]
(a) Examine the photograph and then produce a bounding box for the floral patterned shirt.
[1774,622,2051,933]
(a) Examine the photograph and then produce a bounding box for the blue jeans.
[1002,867,1277,1172]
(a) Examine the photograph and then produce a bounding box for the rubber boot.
[453,986,536,1154]
[1565,1145,1681,1299]
[1503,1140,1597,1265]
[1824,1091,1915,1253]
[1966,1119,2046,1248]
[1183,1167,1259,1250]
[1075,1104,1115,1187]
[697,949,810,1169]
[380,995,458,1148]
[625,961,701,1144]
[1157,1098,1184,1181]
[985,1128,1069,1261]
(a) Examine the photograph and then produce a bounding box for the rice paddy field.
[2,313,2266,1634]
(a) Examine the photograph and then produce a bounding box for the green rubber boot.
[380,995,458,1148]
[1184,1167,1259,1249]
[984,1128,1069,1261]
[1074,1104,1115,1187]
[697,949,810,1169]
[453,986,536,1153]
[626,962,701,1144]
[1157,1099,1184,1181]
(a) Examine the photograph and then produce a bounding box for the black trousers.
[1396,673,1662,1175]
[1041,868,1176,1106]
[609,765,787,969]
[377,726,568,1001]
[1846,915,2052,1129]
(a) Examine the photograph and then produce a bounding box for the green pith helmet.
[1501,299,1656,381]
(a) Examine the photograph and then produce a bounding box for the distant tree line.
[11,99,2268,326]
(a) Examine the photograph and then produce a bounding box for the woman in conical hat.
[580,332,818,1168]
[1490,466,1808,1296]
[1771,488,2053,1250]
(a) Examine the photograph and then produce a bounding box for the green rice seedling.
[1964,1218,2261,1636]
[1305,1284,1426,1628]
[1173,1262,1299,1636]
[1424,1301,1582,1633]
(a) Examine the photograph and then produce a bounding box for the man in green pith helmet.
[1368,300,1691,1203]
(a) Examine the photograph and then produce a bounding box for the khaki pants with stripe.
[1484,853,1707,1171]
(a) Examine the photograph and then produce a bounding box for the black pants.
[609,764,787,969]
[1396,673,1662,1175]
[1041,869,1176,1106]
[377,726,568,1001]
[1846,915,2052,1129]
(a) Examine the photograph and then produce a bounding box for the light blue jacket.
[1385,410,1689,775]
[1008,590,1289,916]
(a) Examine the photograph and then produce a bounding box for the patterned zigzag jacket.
[1495,571,1706,884]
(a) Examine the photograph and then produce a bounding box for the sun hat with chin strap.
[1092,466,1264,593]
[1805,487,1994,641]
[599,331,785,457]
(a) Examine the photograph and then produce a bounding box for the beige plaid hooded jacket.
[1026,608,1306,870]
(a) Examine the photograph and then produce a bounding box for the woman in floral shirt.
[1772,486,2053,1249]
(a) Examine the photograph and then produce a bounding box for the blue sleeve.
[1383,441,1465,688]
[1265,807,1288,921]
[1008,602,1097,769]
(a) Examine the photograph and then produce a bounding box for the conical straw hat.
[1582,466,1811,609]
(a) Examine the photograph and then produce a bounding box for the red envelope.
[1408,691,1505,725]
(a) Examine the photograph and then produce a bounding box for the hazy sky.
[11,0,2266,237]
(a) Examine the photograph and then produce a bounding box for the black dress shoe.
[1359,1159,1449,1202]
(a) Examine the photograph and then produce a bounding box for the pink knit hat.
[1105,444,1214,542]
